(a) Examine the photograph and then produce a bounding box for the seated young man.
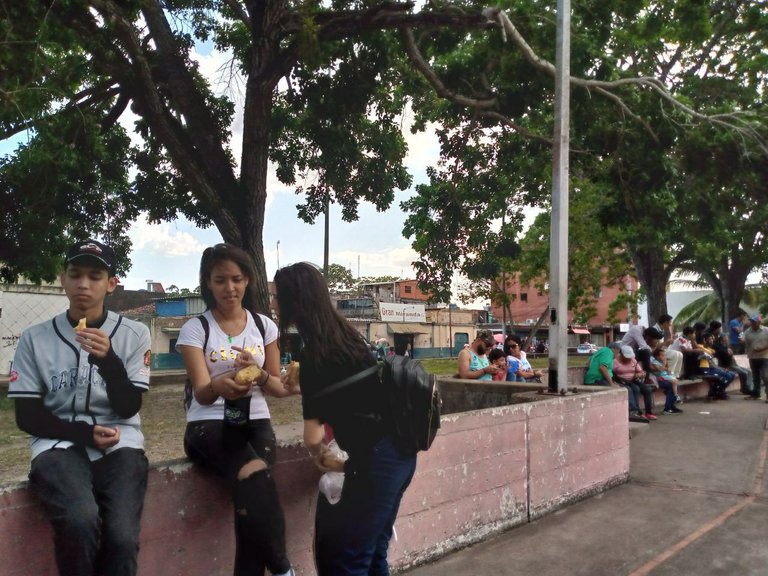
[710,321,753,395]
[584,342,621,386]
[8,239,152,576]
[696,331,736,400]
[457,330,499,380]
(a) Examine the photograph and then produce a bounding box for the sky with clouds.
[122,41,451,292]
[1,39,443,294]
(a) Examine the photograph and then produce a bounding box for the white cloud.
[128,215,209,257]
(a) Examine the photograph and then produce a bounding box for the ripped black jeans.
[184,419,291,576]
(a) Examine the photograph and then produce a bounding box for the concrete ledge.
[0,388,629,576]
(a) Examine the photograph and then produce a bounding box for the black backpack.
[316,354,441,456]
[183,312,266,410]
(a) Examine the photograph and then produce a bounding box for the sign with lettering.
[379,303,426,323]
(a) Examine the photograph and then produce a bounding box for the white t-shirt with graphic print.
[176,309,277,422]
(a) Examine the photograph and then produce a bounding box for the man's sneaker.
[744,395,760,400]
[663,406,683,414]
[644,413,657,421]
[629,413,649,423]
[675,395,682,404]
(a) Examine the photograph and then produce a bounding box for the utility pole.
[323,193,330,277]
[547,0,571,393]
[276,240,280,270]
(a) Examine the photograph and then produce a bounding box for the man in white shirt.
[744,315,768,401]
[654,314,683,377]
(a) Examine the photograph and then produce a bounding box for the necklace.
[213,308,245,344]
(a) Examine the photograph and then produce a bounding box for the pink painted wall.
[0,389,629,576]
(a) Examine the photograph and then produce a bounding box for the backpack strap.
[251,311,266,342]
[184,315,210,411]
[312,364,380,400]
[198,315,210,350]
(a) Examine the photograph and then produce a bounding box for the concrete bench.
[0,387,630,576]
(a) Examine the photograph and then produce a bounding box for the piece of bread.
[320,451,345,470]
[234,364,263,386]
[286,361,300,387]
[75,318,87,332]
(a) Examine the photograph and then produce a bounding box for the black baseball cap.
[65,239,117,275]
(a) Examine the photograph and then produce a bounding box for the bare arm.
[457,349,497,379]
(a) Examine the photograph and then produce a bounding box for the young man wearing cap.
[8,239,152,576]
[458,330,500,380]
[744,315,768,401]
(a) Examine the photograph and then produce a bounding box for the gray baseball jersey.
[8,310,152,460]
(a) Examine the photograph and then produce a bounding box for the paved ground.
[404,395,768,576]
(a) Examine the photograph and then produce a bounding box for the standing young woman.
[274,262,417,576]
[177,244,296,576]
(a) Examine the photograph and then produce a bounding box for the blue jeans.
[29,446,148,576]
[701,367,735,395]
[315,435,417,576]
[657,378,676,411]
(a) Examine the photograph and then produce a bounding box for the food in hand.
[74,318,87,332]
[320,451,345,470]
[286,361,300,387]
[234,364,263,386]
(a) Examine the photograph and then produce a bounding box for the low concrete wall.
[0,387,629,576]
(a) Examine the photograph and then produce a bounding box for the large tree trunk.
[630,247,670,324]
[238,0,292,314]
[716,253,751,322]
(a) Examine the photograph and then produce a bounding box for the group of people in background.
[9,240,416,576]
[457,330,544,383]
[584,312,768,424]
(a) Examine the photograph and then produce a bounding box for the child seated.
[650,348,683,414]
[487,348,508,381]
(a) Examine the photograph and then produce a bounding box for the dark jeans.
[315,435,417,576]
[615,378,644,414]
[701,367,735,395]
[749,358,768,398]
[657,378,676,411]
[29,446,148,576]
[184,419,290,576]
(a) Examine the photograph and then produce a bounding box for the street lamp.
[276,240,280,270]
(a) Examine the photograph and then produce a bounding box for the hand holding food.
[234,364,263,386]
[319,450,346,472]
[283,361,301,394]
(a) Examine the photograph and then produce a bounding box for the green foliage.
[1,0,766,322]
[325,263,355,293]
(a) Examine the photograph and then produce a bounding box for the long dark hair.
[274,262,370,367]
[199,243,258,313]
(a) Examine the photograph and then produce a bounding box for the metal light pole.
[276,240,280,270]
[547,0,571,393]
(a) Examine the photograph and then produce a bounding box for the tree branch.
[490,9,767,155]
[223,0,251,28]
[87,0,242,242]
